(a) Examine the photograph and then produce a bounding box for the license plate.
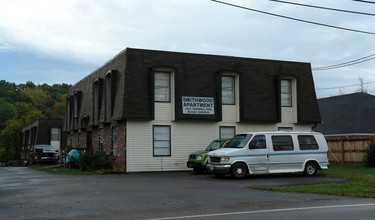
[210,166,214,171]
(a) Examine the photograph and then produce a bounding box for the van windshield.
[224,134,252,148]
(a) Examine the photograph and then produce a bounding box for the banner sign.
[182,96,214,115]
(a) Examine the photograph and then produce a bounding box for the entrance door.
[247,135,269,173]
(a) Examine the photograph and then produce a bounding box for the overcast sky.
[0,0,374,98]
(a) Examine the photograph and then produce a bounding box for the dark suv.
[29,145,59,164]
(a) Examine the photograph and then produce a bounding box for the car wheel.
[304,162,318,176]
[231,163,248,179]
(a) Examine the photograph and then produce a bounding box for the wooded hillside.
[0,80,71,160]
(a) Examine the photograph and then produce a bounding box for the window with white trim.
[51,128,60,141]
[154,72,170,102]
[281,79,292,107]
[222,76,235,104]
[219,126,235,139]
[153,125,171,156]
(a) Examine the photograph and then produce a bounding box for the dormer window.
[154,71,170,102]
[93,79,100,126]
[105,71,113,123]
[281,79,292,107]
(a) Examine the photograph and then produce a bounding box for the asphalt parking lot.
[0,167,373,220]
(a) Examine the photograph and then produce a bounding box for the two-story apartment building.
[65,48,321,172]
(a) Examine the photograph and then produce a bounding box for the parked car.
[187,138,231,173]
[29,145,59,164]
[206,131,329,178]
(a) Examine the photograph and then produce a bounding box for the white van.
[206,131,329,178]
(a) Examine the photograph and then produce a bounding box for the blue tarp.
[66,149,81,163]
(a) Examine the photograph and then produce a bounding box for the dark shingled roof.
[313,92,375,135]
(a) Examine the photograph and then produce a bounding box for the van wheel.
[304,162,318,176]
[231,163,248,178]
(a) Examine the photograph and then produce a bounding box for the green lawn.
[251,165,375,198]
[29,164,118,175]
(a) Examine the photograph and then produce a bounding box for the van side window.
[272,135,294,151]
[298,135,319,150]
[249,135,266,149]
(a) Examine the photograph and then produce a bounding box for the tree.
[20,87,49,110]
[0,110,44,160]
[0,99,17,130]
[355,77,369,94]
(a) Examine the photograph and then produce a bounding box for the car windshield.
[35,145,55,151]
[205,140,226,151]
[224,134,252,148]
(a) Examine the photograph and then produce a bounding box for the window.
[93,80,100,125]
[222,76,235,104]
[51,128,60,141]
[78,133,81,148]
[99,129,104,153]
[73,92,80,130]
[66,96,71,132]
[278,127,293,131]
[219,126,235,139]
[105,72,112,122]
[112,127,117,155]
[74,93,79,118]
[272,135,294,151]
[153,126,171,156]
[298,135,319,150]
[249,135,266,149]
[154,72,170,102]
[281,79,292,107]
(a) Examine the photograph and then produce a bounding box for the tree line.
[0,80,71,160]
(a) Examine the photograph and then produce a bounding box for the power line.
[312,53,375,71]
[211,0,375,35]
[316,80,375,90]
[353,0,375,4]
[270,0,375,16]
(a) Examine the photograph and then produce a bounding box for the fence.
[325,135,375,165]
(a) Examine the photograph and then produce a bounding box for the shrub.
[79,151,113,171]
[363,141,375,167]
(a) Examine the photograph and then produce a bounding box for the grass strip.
[29,164,118,175]
[251,165,375,198]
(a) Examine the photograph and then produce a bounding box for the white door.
[247,135,269,173]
